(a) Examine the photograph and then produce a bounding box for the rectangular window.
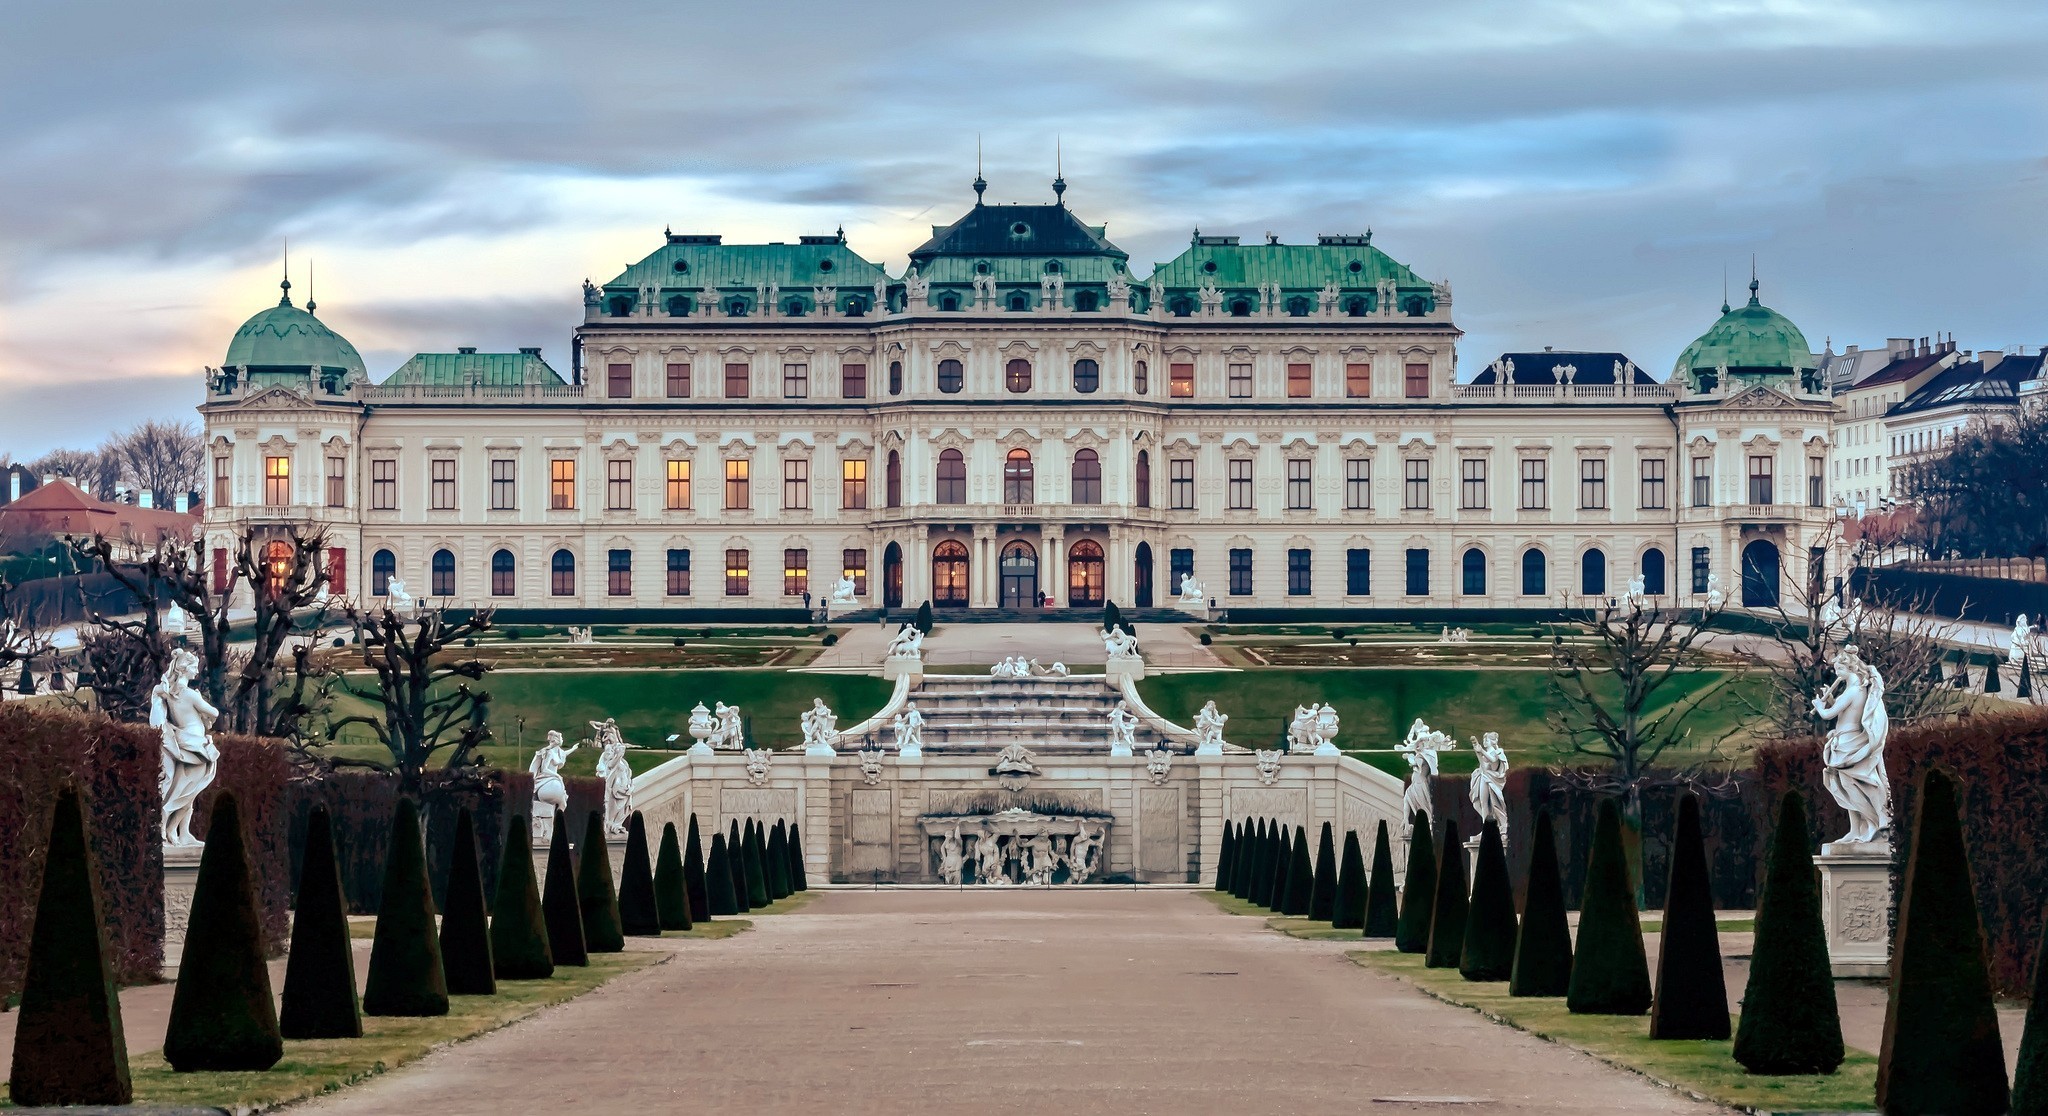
[1404,362,1430,398]
[213,455,231,507]
[1134,361,1149,395]
[783,362,808,399]
[1286,458,1312,510]
[606,459,633,511]
[1228,548,1252,596]
[1345,459,1371,510]
[212,547,229,593]
[325,456,346,508]
[1691,455,1712,507]
[782,548,808,597]
[725,459,750,510]
[549,459,576,510]
[840,459,868,510]
[1345,362,1371,398]
[1346,549,1370,596]
[1579,458,1607,510]
[1169,548,1194,596]
[607,548,632,596]
[782,459,810,510]
[1691,546,1711,594]
[665,459,690,510]
[326,547,347,596]
[1169,459,1195,510]
[1170,362,1194,398]
[490,458,516,510]
[665,362,690,398]
[1808,456,1825,507]
[1405,548,1429,596]
[666,549,691,596]
[724,548,749,596]
[1227,362,1252,399]
[1403,459,1430,511]
[1519,458,1547,510]
[1227,459,1253,510]
[841,363,866,399]
[371,459,397,510]
[1460,458,1487,510]
[606,362,632,399]
[843,548,868,595]
[1286,362,1311,398]
[430,458,456,511]
[1640,457,1667,510]
[263,455,290,506]
[1748,455,1775,505]
[1287,548,1312,595]
[724,362,749,399]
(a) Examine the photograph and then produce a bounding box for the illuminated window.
[263,456,289,506]
[725,548,750,596]
[1170,362,1194,398]
[725,459,750,510]
[1004,449,1034,504]
[843,548,868,595]
[842,459,868,510]
[1006,358,1032,393]
[783,548,808,596]
[1286,363,1311,398]
[665,460,691,510]
[1345,363,1371,397]
[549,459,576,509]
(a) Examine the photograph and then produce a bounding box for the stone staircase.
[845,673,1177,755]
[875,607,1200,625]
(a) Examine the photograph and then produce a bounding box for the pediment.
[1721,384,1797,409]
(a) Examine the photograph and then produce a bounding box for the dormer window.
[672,259,690,274]
[1169,296,1194,317]
[666,295,692,316]
[606,296,633,317]
[1008,292,1031,312]
[1343,296,1368,317]
[975,261,991,274]
[1045,260,1062,274]
[1074,291,1099,312]
[785,298,807,316]
[1228,298,1251,317]
[1285,296,1311,317]
[727,298,750,317]
[940,293,960,311]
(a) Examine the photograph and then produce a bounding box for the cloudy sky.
[3,0,2044,457]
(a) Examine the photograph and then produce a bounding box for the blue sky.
[2,0,2043,456]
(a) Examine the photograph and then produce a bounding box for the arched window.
[1228,298,1251,317]
[888,360,903,395]
[939,293,959,311]
[607,296,632,317]
[1462,548,1487,595]
[551,549,576,596]
[1285,296,1312,317]
[1000,540,1038,609]
[1005,358,1032,393]
[1134,360,1149,394]
[1003,449,1034,504]
[1521,549,1547,596]
[1581,548,1607,596]
[491,549,515,596]
[1071,449,1102,505]
[1072,358,1099,393]
[372,549,396,596]
[844,296,866,317]
[1007,291,1030,312]
[1343,296,1368,317]
[260,539,293,599]
[1074,291,1099,312]
[431,548,455,597]
[1135,450,1151,508]
[937,359,964,394]
[932,539,969,606]
[936,448,966,505]
[1067,539,1105,607]
[1169,296,1194,317]
[886,450,902,507]
[665,295,692,317]
[1642,547,1667,596]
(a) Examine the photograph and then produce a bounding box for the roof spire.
[1720,264,1729,314]
[1748,255,1761,306]
[279,238,293,306]
[306,257,316,315]
[972,134,986,205]
[1052,135,1066,206]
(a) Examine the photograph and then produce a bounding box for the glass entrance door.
[1000,540,1039,608]
[932,539,969,606]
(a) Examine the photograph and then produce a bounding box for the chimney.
[1887,338,1914,356]
[40,473,55,486]
[138,491,153,509]
[458,346,478,355]
[173,492,190,513]
[7,472,17,502]
[1982,350,2005,372]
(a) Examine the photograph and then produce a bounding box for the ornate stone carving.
[1254,748,1283,786]
[745,747,772,786]
[1147,744,1173,785]
[859,746,885,786]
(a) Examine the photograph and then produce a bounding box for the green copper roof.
[1147,238,1431,291]
[380,349,566,388]
[1673,280,1814,387]
[601,236,888,293]
[223,281,366,382]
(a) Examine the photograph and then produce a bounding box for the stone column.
[1817,841,1892,978]
[974,527,997,607]
[912,532,932,608]
[1045,529,1064,608]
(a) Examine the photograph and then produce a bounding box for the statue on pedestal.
[1067,823,1103,882]
[1177,574,1206,606]
[590,719,635,838]
[1192,700,1228,753]
[1469,732,1509,845]
[1103,627,1140,659]
[162,601,189,638]
[1396,718,1456,827]
[1108,700,1138,756]
[710,701,744,749]
[2011,614,2036,666]
[152,648,219,846]
[893,702,925,756]
[1814,644,1891,847]
[385,577,416,618]
[529,730,578,842]
[938,826,965,884]
[800,697,839,756]
[886,623,924,660]
[829,576,859,607]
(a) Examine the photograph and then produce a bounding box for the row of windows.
[592,358,1433,400]
[370,546,870,599]
[1181,544,1677,598]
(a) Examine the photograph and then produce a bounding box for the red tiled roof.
[0,479,199,543]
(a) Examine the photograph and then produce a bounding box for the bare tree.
[324,602,495,796]
[28,448,117,495]
[110,420,204,507]
[0,575,55,689]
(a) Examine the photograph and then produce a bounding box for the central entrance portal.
[1000,540,1039,609]
[933,539,969,607]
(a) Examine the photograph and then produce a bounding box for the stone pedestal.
[533,834,630,889]
[1463,835,1482,887]
[162,843,204,970]
[1818,841,1892,978]
[1175,600,1210,621]
[883,654,924,682]
[1104,654,1145,685]
[825,596,862,621]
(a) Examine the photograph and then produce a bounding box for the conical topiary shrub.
[1217,821,1236,890]
[1333,829,1366,931]
[1733,791,1841,1074]
[1233,817,1257,898]
[1566,799,1650,1015]
[707,832,739,916]
[1986,656,2002,694]
[1460,821,1517,981]
[2010,888,2048,1113]
[438,807,495,996]
[1364,820,1399,938]
[743,820,771,908]
[1395,813,1438,954]
[578,811,625,952]
[280,804,360,1039]
[729,821,753,912]
[1424,820,1468,970]
[1240,819,1264,900]
[541,815,587,967]
[1650,794,1728,1040]
[654,821,693,932]
[1268,824,1293,911]
[765,820,791,900]
[617,812,661,937]
[165,791,284,1068]
[1877,769,2008,1112]
[684,815,710,920]
[490,814,553,980]
[787,821,808,891]
[1511,809,1573,996]
[362,797,449,1018]
[8,784,130,1105]
[1284,825,1314,916]
[2021,654,2035,699]
[1309,822,1338,922]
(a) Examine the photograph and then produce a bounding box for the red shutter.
[211,547,229,593]
[326,547,347,596]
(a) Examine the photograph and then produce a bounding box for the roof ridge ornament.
[1052,136,1066,207]
[278,238,292,306]
[973,134,986,205]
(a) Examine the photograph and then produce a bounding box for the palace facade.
[199,179,1837,617]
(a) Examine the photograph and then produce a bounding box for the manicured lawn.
[1353,951,1877,1112]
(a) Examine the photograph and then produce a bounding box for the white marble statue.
[1192,700,1228,754]
[709,701,744,749]
[1106,274,1130,303]
[2011,614,2036,666]
[829,576,859,606]
[1821,597,1843,631]
[385,577,416,617]
[1626,575,1648,608]
[529,730,578,841]
[939,826,965,884]
[1286,704,1321,754]
[1103,626,1140,659]
[800,697,840,756]
[566,625,595,645]
[1844,597,1866,635]
[1396,718,1456,827]
[1067,823,1103,882]
[1177,574,1206,605]
[872,279,888,315]
[1025,832,1058,885]
[1814,644,1892,846]
[1469,732,1510,844]
[904,266,928,300]
[686,702,716,754]
[162,601,189,637]
[886,623,925,660]
[893,701,925,757]
[590,718,634,838]
[1704,572,1726,610]
[151,648,219,846]
[1108,700,1139,756]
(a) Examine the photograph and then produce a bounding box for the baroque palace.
[199,177,1836,617]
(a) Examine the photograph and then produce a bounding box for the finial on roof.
[279,238,293,306]
[306,257,316,315]
[973,135,986,204]
[1052,137,1066,206]
[836,224,845,242]
[1748,256,1760,305]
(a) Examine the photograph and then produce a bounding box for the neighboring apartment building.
[198,181,1836,617]
[1829,337,1957,510]
[1890,350,2046,498]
